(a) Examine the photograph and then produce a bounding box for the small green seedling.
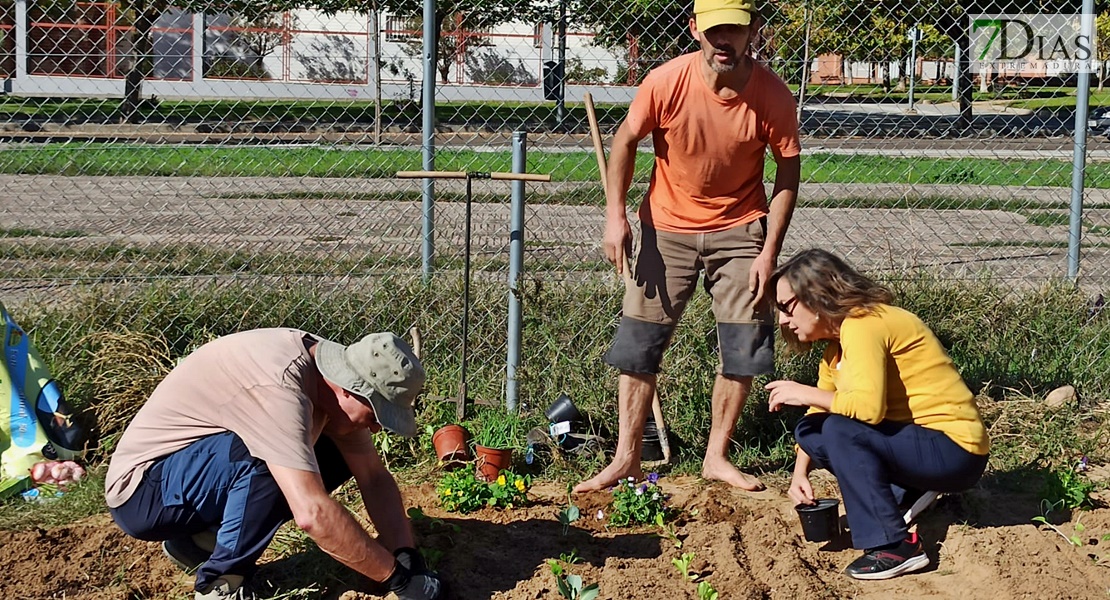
[556,574,599,600]
[547,559,565,578]
[548,552,597,600]
[696,581,719,600]
[558,505,581,536]
[659,523,683,549]
[421,547,445,570]
[407,507,460,533]
[672,552,696,581]
[373,430,396,464]
[1032,508,1085,547]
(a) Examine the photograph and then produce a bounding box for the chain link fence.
[1,0,1107,411]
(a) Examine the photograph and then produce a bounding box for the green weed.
[1042,464,1098,510]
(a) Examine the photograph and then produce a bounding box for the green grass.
[0,97,633,128]
[4,144,1110,188]
[0,239,609,281]
[1,91,1100,123]
[0,469,107,530]
[1023,212,1076,228]
[7,273,1109,471]
[0,227,86,238]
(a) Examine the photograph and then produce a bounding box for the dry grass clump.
[978,387,1106,472]
[82,329,174,452]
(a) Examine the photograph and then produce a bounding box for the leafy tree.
[372,0,527,83]
[395,14,493,84]
[1097,12,1110,91]
[116,1,307,121]
[566,0,695,85]
[205,10,289,79]
[762,0,845,84]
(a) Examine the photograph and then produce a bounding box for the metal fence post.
[1069,2,1095,281]
[14,0,27,81]
[506,131,527,412]
[421,0,437,280]
[191,13,204,83]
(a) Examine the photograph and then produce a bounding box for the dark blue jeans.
[795,413,988,550]
[109,432,351,592]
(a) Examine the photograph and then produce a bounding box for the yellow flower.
[456,491,463,496]
[515,479,526,492]
[443,488,452,495]
[497,474,507,486]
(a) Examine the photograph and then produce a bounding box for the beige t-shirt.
[104,328,372,508]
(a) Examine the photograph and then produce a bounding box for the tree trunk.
[120,4,158,124]
[435,12,450,83]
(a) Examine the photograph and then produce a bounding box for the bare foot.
[573,461,644,494]
[702,457,765,491]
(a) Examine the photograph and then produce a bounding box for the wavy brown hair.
[768,249,894,352]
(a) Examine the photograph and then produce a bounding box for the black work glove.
[386,560,445,600]
[393,546,427,573]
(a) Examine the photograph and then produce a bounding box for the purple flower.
[647,473,660,484]
[639,484,649,494]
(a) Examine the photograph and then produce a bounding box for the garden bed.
[4,474,1110,599]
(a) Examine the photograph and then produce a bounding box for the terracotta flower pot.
[474,444,513,482]
[432,425,470,467]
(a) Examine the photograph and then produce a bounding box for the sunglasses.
[776,295,800,317]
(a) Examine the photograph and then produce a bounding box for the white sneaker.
[196,575,255,600]
[902,490,941,524]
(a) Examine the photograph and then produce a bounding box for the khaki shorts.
[603,219,775,377]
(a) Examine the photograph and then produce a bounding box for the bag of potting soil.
[1,301,87,498]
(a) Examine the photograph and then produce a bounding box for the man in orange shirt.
[575,0,800,493]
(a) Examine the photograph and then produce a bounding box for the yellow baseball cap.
[694,0,755,30]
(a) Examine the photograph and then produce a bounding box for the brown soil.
[3,475,1110,600]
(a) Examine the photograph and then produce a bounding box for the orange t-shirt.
[629,53,801,233]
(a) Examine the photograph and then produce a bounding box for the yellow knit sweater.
[812,304,989,456]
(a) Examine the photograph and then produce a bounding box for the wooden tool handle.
[396,170,551,182]
[584,92,608,190]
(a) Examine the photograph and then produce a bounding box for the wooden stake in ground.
[584,92,671,465]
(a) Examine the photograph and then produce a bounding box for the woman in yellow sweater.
[765,249,989,581]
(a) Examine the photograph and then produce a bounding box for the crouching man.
[106,328,446,600]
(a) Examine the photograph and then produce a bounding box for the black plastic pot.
[544,393,583,424]
[795,498,841,542]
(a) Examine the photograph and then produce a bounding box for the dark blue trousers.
[109,432,351,591]
[795,413,987,549]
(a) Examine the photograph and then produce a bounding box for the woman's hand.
[788,471,815,506]
[766,380,832,412]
